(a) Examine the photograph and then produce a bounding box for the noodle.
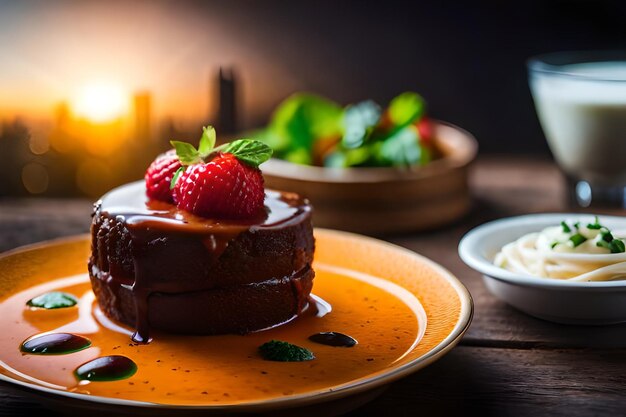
[494,221,626,282]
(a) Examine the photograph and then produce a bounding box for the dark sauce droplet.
[21,333,91,355]
[308,332,357,347]
[75,355,137,382]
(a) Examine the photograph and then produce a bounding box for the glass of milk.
[528,51,626,208]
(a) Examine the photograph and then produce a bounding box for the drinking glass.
[528,51,626,209]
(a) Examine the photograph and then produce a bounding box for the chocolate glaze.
[89,181,315,342]
[308,332,357,347]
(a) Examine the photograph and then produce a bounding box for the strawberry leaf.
[222,139,273,168]
[169,166,184,190]
[198,126,216,157]
[170,140,201,165]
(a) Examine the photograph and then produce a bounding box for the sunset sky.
[0,1,302,123]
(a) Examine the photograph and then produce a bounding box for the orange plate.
[0,229,472,416]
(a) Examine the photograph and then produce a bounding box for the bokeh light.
[21,162,49,194]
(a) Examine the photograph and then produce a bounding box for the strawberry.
[160,126,273,219]
[174,153,265,219]
[145,150,181,203]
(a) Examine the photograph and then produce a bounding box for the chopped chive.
[561,221,571,233]
[569,233,587,247]
[587,216,602,230]
[574,222,581,230]
[597,240,610,250]
[609,239,625,254]
[600,229,614,243]
[551,241,560,249]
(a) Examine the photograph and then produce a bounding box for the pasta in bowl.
[459,213,626,324]
[494,216,626,282]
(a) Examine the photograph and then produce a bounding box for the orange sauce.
[0,265,420,405]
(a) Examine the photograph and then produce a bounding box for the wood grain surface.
[1,156,625,416]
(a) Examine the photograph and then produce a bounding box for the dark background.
[206,0,626,154]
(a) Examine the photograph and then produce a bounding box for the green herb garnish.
[219,139,273,168]
[596,229,626,253]
[610,239,626,253]
[170,166,184,190]
[561,221,571,233]
[569,233,587,247]
[551,241,560,249]
[27,292,78,309]
[587,216,602,230]
[258,340,315,362]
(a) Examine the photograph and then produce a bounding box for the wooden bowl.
[262,120,478,234]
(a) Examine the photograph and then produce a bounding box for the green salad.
[254,92,438,168]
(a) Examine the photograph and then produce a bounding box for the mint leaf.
[258,340,315,362]
[169,166,184,190]
[342,100,381,149]
[222,139,273,168]
[170,141,201,165]
[388,92,425,128]
[27,292,78,309]
[198,126,216,157]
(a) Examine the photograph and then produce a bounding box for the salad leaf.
[253,92,435,168]
[342,100,381,149]
[379,125,423,167]
[269,93,343,155]
[324,146,372,168]
[388,92,426,128]
[284,148,312,165]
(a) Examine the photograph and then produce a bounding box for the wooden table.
[1,157,625,416]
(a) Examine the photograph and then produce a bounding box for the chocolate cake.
[89,181,314,342]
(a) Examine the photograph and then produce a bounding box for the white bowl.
[458,213,626,325]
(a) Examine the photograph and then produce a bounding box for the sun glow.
[73,82,129,123]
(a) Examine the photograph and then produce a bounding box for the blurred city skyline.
[0,1,300,125]
[3,0,626,197]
